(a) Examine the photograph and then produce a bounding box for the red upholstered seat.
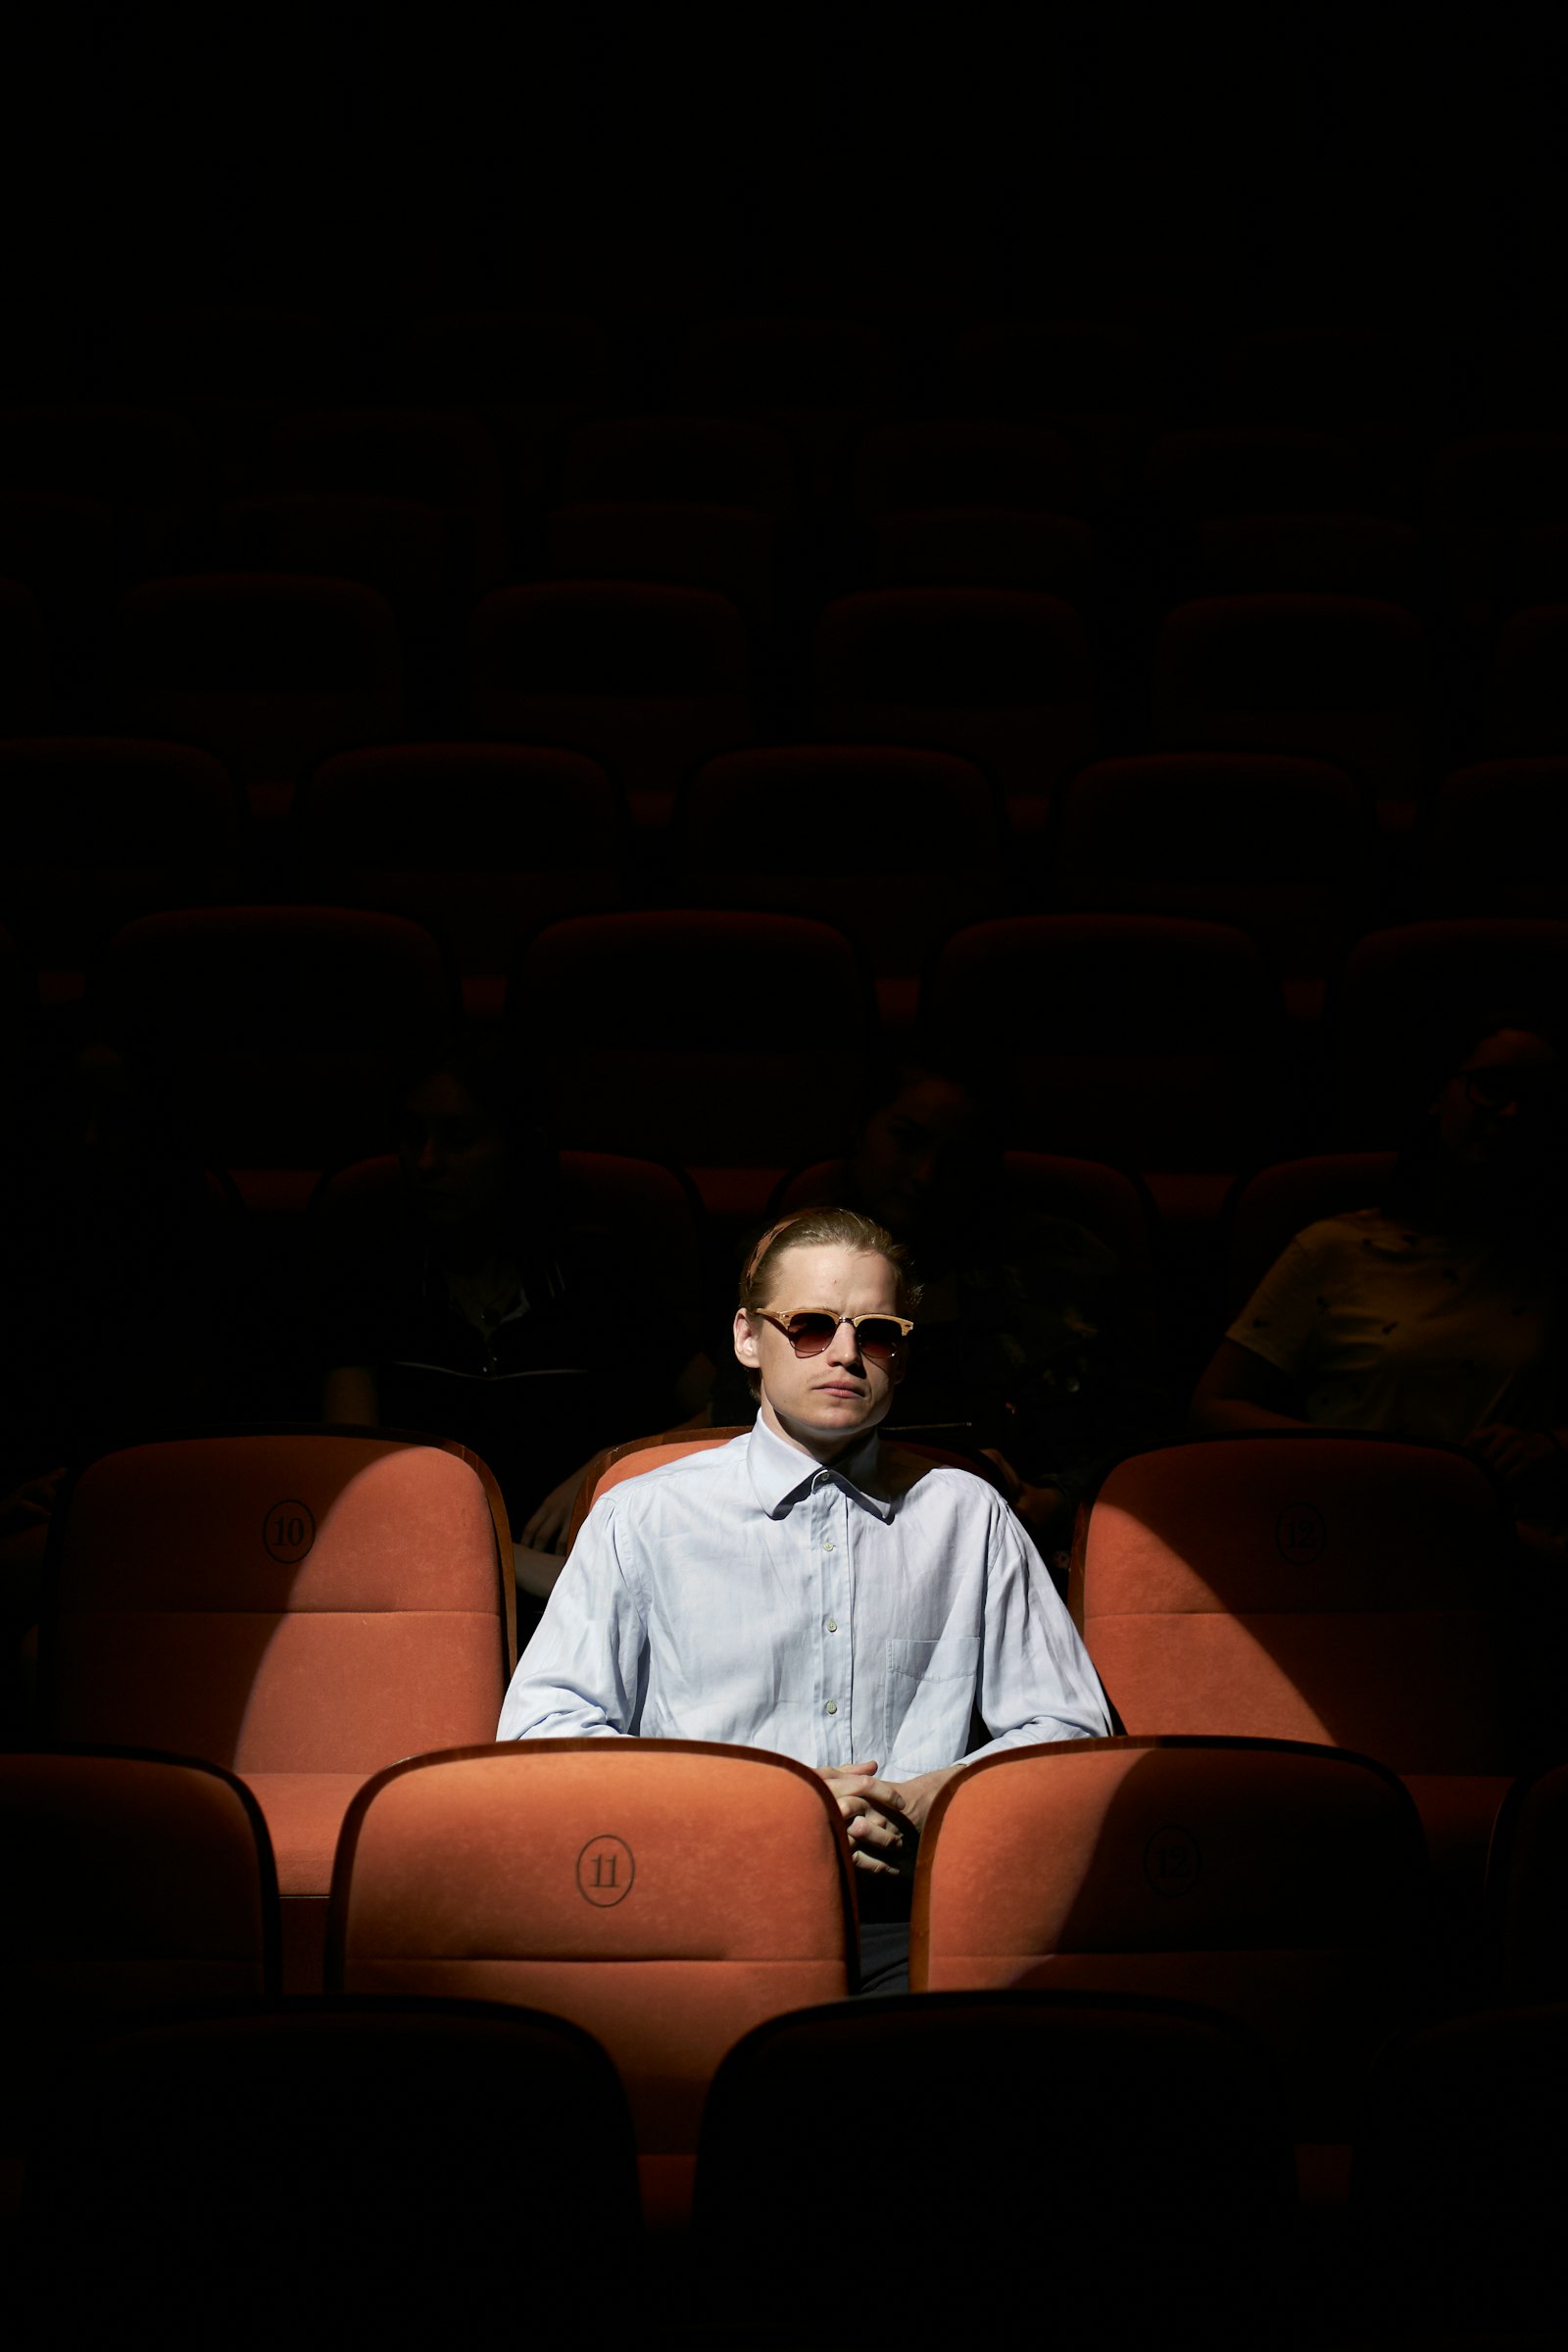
[1487,1764,1568,2003]
[467,580,752,830]
[922,913,1288,1207]
[675,746,1004,1030]
[509,909,870,1218]
[1419,759,1568,918]
[0,736,242,1004]
[911,1734,1431,2138]
[296,744,624,1018]
[1,1747,277,2206]
[115,572,405,821]
[22,1998,639,2343]
[43,1433,514,1989]
[264,406,509,585]
[693,1992,1296,2343]
[328,1740,858,2221]
[1488,602,1568,752]
[560,415,798,514]
[1053,752,1377,1021]
[1152,593,1429,834]
[1072,1433,1526,1904]
[811,586,1094,829]
[86,904,452,1202]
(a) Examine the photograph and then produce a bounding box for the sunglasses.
[1460,1069,1562,1111]
[754,1307,915,1367]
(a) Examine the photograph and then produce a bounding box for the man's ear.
[732,1306,760,1370]
[891,1346,910,1387]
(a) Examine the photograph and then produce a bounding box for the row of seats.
[7,576,1568,827]
[9,904,1565,1212]
[23,1426,1558,1997]
[6,735,1567,1016]
[10,1739,1568,2341]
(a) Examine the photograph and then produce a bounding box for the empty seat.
[853,419,1091,517]
[1146,428,1375,522]
[2,1747,277,2204]
[675,746,1004,1029]
[0,403,203,572]
[468,581,752,829]
[87,905,451,1202]
[1346,2007,1568,2344]
[868,507,1095,599]
[115,574,405,822]
[328,1740,858,2220]
[1053,753,1377,1019]
[0,576,51,732]
[1419,759,1568,916]
[1488,603,1568,752]
[545,502,779,643]
[1073,1432,1527,1893]
[694,1991,1296,2345]
[559,415,797,514]
[21,1998,639,2343]
[399,309,614,504]
[912,1734,1431,2136]
[1152,594,1430,832]
[1432,434,1568,619]
[296,745,623,1018]
[0,737,242,1004]
[265,407,508,585]
[1190,513,1426,605]
[1487,1764,1568,2003]
[40,1432,514,1988]
[509,910,870,1218]
[922,914,1289,1208]
[677,317,887,504]
[812,587,1095,827]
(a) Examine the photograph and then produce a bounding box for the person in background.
[1190,1011,1568,1542]
[316,1028,693,1625]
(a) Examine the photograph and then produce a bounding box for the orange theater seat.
[911,1734,1431,2140]
[467,580,752,831]
[693,1992,1296,2346]
[21,1998,639,2345]
[1073,1432,1528,1904]
[115,573,405,823]
[41,1432,514,1990]
[509,909,870,1221]
[327,1740,858,2226]
[811,585,1095,832]
[1,1748,277,2211]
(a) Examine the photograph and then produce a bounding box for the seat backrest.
[564,1429,752,1550]
[328,1740,858,2152]
[1,1747,277,2162]
[1489,1763,1568,2002]
[912,1734,1429,2132]
[44,1433,514,1769]
[693,1990,1296,2345]
[1075,1433,1521,1772]
[1218,1152,1399,1321]
[23,1997,639,2343]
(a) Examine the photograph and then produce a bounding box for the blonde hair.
[738,1204,920,1313]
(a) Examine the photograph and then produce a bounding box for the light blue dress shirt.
[497,1418,1110,1771]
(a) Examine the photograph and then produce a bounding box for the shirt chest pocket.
[883,1634,982,1771]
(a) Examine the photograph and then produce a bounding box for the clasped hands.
[819,1760,958,1876]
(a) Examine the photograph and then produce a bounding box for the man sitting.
[497,1204,1110,1986]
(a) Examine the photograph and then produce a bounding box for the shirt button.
[825,1700,838,1715]
[827,1618,838,1632]
[822,1538,835,1552]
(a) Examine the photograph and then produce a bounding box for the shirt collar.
[745,1414,897,1523]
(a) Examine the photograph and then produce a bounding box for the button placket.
[814,1473,852,1759]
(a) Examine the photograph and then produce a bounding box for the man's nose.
[824,1316,865,1369]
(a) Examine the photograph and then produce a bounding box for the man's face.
[1432,1028,1562,1171]
[398,1072,508,1226]
[732,1244,907,1461]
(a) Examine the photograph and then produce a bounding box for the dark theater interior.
[8,10,1568,2344]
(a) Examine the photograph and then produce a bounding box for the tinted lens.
[782,1312,839,1355]
[853,1318,906,1364]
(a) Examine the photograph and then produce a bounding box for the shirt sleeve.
[964,1493,1112,1759]
[496,1494,650,1740]
[1225,1232,1324,1380]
